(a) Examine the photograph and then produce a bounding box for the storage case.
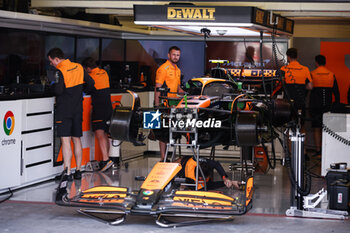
[328,180,350,211]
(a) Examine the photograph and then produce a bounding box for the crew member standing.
[82,57,114,171]
[154,46,183,161]
[47,48,95,180]
[281,48,313,124]
[310,55,339,156]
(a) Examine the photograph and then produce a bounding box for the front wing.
[55,175,253,227]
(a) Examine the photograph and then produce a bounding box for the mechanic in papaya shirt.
[82,57,114,171]
[280,48,313,131]
[154,46,182,103]
[310,55,339,156]
[281,48,313,112]
[154,46,184,161]
[47,48,95,180]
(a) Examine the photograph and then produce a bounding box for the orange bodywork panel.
[141,162,182,190]
[245,177,254,206]
[172,191,234,209]
[174,190,234,200]
[76,186,128,204]
[83,186,127,192]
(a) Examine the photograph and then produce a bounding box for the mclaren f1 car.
[108,69,292,151]
[55,67,292,226]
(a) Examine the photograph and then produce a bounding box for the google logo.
[3,111,15,136]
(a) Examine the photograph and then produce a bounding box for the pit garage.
[0,1,349,232]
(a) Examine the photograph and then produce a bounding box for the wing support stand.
[286,206,348,220]
[164,108,207,191]
[285,129,348,220]
[156,213,234,228]
[77,209,126,225]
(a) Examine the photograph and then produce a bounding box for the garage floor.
[1,155,349,233]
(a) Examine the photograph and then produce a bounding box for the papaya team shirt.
[281,60,312,85]
[89,67,110,90]
[311,66,335,88]
[88,67,112,121]
[310,66,340,108]
[54,59,95,119]
[156,60,181,98]
[280,61,312,109]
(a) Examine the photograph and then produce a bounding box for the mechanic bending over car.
[178,156,240,190]
[154,46,184,161]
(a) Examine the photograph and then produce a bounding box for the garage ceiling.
[29,0,350,37]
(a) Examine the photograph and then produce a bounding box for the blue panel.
[139,40,205,82]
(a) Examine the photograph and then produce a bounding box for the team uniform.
[156,60,181,98]
[153,60,182,142]
[53,59,95,137]
[179,157,229,190]
[281,60,313,110]
[89,67,112,132]
[310,66,339,127]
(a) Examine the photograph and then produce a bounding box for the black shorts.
[310,108,324,128]
[153,128,169,143]
[92,119,109,132]
[92,107,111,132]
[56,113,82,137]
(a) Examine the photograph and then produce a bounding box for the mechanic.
[82,57,114,171]
[48,48,95,181]
[281,48,313,116]
[310,55,340,157]
[179,156,240,190]
[281,48,313,125]
[154,46,184,161]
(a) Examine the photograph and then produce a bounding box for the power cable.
[322,123,350,146]
[259,31,268,100]
[277,131,311,196]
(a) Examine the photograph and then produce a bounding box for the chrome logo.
[143,190,154,196]
[3,111,15,136]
